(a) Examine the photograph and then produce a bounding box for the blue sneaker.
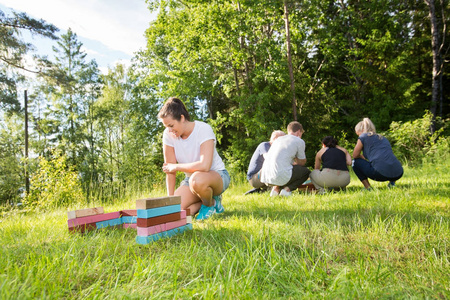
[388,181,396,188]
[213,195,224,213]
[196,204,216,220]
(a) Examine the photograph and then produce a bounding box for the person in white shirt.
[260,121,311,196]
[158,97,230,220]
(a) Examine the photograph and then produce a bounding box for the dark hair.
[158,97,190,121]
[287,121,304,134]
[322,136,338,148]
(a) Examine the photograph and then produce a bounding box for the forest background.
[0,0,449,208]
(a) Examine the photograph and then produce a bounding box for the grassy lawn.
[1,159,449,299]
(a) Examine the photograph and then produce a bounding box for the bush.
[387,111,447,163]
[25,154,84,210]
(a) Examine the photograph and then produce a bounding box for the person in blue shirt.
[245,130,285,194]
[352,117,403,190]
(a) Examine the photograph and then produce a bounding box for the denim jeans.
[180,169,230,194]
[352,158,402,182]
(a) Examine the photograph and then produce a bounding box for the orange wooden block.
[67,207,104,220]
[136,196,181,210]
[298,182,316,192]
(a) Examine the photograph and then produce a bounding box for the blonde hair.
[355,118,376,135]
[270,130,285,143]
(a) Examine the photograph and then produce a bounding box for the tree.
[43,28,101,167]
[424,0,448,132]
[0,113,24,203]
[0,9,58,112]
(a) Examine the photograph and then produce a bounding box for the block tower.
[67,195,193,244]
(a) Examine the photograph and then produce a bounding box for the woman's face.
[161,115,185,138]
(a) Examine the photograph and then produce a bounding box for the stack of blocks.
[136,196,192,245]
[67,195,192,245]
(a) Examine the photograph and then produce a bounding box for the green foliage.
[0,114,24,204]
[387,111,447,163]
[26,154,84,209]
[0,9,58,112]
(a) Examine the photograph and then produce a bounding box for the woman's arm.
[162,144,177,196]
[162,139,215,174]
[337,145,352,166]
[314,148,325,169]
[352,139,365,159]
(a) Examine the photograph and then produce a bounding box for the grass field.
[1,159,449,299]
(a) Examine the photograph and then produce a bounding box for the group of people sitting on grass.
[246,119,403,196]
[158,97,403,221]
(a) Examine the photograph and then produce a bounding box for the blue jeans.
[352,159,403,183]
[180,169,230,194]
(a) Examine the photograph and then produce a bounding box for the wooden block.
[121,216,137,224]
[135,223,193,245]
[123,223,137,229]
[67,211,121,228]
[137,204,181,219]
[68,223,97,233]
[67,207,104,220]
[136,210,186,227]
[298,182,317,192]
[136,196,181,210]
[120,209,137,216]
[186,216,192,224]
[137,218,187,237]
[96,218,122,229]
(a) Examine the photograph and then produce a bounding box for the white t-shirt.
[260,134,306,186]
[162,120,225,176]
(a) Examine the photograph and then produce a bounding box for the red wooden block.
[136,210,187,227]
[68,223,97,233]
[120,209,137,216]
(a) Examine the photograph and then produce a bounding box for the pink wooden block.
[67,211,121,228]
[137,218,187,237]
[123,223,137,229]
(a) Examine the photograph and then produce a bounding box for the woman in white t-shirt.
[158,97,230,220]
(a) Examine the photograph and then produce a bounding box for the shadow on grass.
[219,184,450,229]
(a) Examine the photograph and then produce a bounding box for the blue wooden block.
[96,218,122,229]
[109,218,123,226]
[135,223,193,245]
[137,204,181,219]
[121,216,137,224]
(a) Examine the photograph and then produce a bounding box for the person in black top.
[310,136,352,194]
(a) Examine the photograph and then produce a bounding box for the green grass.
[1,159,449,299]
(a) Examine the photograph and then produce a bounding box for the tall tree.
[424,0,448,132]
[44,28,100,167]
[0,9,58,112]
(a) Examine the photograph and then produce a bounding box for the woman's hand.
[162,163,177,173]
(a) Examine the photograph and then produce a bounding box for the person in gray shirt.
[260,121,311,197]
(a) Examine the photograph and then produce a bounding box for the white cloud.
[0,0,153,56]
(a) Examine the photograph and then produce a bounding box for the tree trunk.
[425,0,441,133]
[284,0,297,121]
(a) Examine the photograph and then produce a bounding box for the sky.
[0,0,156,73]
